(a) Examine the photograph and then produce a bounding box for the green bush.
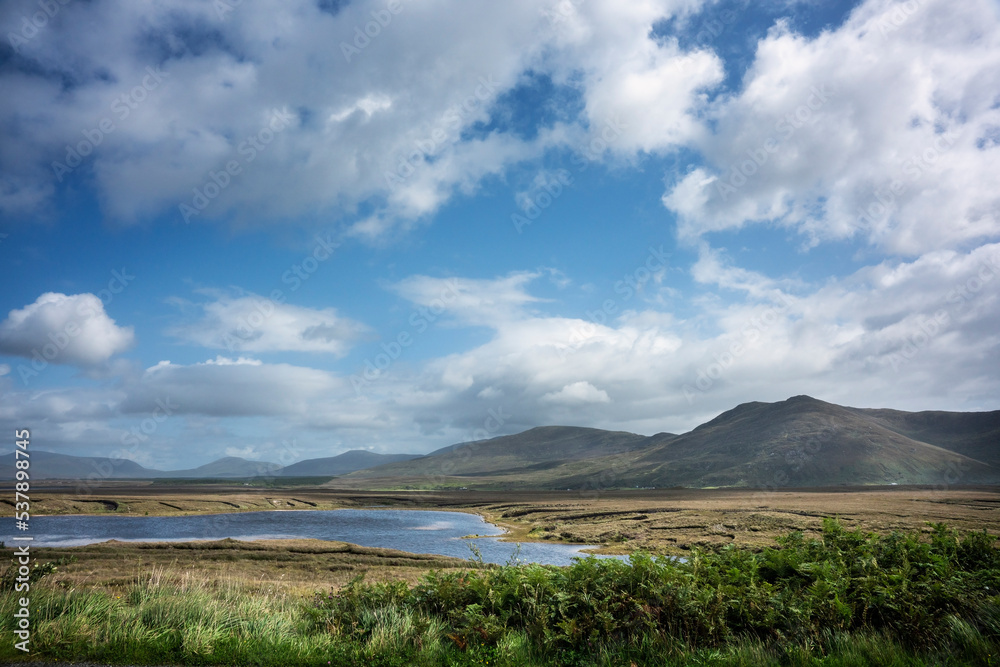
[312,519,1000,660]
[1,521,996,665]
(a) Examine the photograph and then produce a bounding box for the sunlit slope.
[344,426,659,479]
[620,396,995,487]
[339,397,999,488]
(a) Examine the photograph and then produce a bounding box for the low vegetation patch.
[1,520,997,665]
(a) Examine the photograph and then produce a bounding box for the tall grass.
[1,520,997,665]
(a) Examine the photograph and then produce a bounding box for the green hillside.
[337,396,1000,489]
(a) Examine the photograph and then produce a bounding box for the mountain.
[621,395,996,488]
[278,450,421,476]
[6,397,997,487]
[345,426,659,480]
[164,457,283,478]
[338,396,999,488]
[845,406,1000,467]
[0,450,159,480]
[0,450,417,481]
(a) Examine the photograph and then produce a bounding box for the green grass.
[2,520,998,665]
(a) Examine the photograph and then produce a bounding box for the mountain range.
[5,396,998,488]
[339,395,999,488]
[0,449,416,481]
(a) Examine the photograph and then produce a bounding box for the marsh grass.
[1,520,997,665]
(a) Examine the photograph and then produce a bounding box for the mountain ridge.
[0,449,421,481]
[337,395,999,488]
[4,397,997,487]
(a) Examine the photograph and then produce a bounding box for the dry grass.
[22,538,474,595]
[10,483,999,580]
[469,487,1000,555]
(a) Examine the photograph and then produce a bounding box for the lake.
[13,509,623,566]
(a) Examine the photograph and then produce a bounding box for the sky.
[0,0,998,470]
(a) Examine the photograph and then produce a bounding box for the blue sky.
[1,0,999,469]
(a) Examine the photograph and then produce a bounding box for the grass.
[16,538,476,594]
[12,485,1000,557]
[1,519,997,665]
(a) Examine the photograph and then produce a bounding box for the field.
[2,483,999,665]
[3,483,999,591]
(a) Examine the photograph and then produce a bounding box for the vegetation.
[2,520,997,665]
[336,397,1000,489]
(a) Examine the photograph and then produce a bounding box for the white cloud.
[542,381,612,404]
[120,357,344,417]
[3,247,998,463]
[359,246,1000,435]
[0,0,721,234]
[170,292,370,355]
[224,446,262,460]
[663,0,1000,254]
[0,293,134,366]
[392,272,547,327]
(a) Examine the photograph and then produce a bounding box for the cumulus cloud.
[392,272,548,327]
[169,291,370,355]
[542,381,612,405]
[663,0,1000,254]
[3,247,998,464]
[0,0,721,233]
[119,356,344,417]
[358,245,1000,436]
[0,293,134,366]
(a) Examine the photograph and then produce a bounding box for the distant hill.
[337,396,999,489]
[346,426,659,480]
[846,406,1000,467]
[6,397,997,488]
[0,451,390,481]
[164,456,283,479]
[0,450,158,480]
[278,450,421,476]
[621,395,996,488]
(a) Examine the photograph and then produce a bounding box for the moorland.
[2,395,999,665]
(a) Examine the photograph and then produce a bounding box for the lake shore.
[5,483,999,558]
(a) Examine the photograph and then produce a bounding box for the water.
[11,509,625,566]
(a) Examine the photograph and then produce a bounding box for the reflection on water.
[12,509,626,566]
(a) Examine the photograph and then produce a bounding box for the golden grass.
[11,483,999,578]
[24,538,475,595]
